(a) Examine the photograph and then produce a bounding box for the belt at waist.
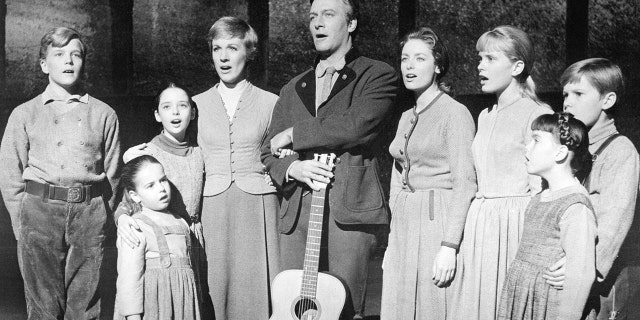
[146,256,192,269]
[25,180,102,203]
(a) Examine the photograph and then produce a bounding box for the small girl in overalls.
[114,155,200,320]
[498,113,596,319]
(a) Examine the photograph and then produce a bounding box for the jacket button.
[399,149,404,155]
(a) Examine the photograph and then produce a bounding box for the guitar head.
[313,153,336,190]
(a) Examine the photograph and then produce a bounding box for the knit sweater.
[0,87,121,238]
[389,92,477,247]
[585,118,640,278]
[145,134,204,222]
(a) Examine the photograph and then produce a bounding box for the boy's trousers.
[18,190,107,320]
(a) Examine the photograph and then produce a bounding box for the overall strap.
[133,213,172,268]
[592,133,621,162]
[584,133,621,189]
[163,222,192,251]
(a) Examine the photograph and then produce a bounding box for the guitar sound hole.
[293,297,319,319]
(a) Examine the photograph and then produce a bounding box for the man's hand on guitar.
[289,160,334,191]
[432,246,457,287]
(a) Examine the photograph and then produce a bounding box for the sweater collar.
[588,117,618,146]
[151,132,193,157]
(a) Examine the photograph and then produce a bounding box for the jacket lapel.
[317,47,360,112]
[295,69,317,116]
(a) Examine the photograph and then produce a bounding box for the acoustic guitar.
[270,153,346,320]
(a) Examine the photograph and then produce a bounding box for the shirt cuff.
[285,160,300,182]
[441,241,459,251]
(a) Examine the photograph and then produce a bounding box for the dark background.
[0,0,639,318]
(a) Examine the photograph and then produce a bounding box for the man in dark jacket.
[261,0,398,318]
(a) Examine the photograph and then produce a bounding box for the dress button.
[60,164,65,169]
[230,141,234,145]
[80,141,84,145]
[231,150,235,153]
[410,118,416,124]
[54,120,59,124]
[404,133,408,139]
[399,149,404,155]
[57,141,63,146]
[77,118,81,122]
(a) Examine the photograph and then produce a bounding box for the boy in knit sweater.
[0,27,121,319]
[543,58,640,319]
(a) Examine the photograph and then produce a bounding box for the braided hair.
[531,113,592,181]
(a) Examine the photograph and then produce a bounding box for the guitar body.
[270,270,346,320]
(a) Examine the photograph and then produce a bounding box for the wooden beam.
[566,0,588,65]
[398,0,418,39]
[248,0,269,87]
[109,0,133,95]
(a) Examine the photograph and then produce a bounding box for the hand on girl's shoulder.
[123,143,150,163]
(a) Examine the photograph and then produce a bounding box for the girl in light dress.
[452,25,552,319]
[114,155,200,320]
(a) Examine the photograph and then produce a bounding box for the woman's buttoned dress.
[381,93,476,319]
[193,82,279,320]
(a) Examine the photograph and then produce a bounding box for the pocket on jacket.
[344,164,384,212]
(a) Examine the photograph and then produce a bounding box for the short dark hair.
[39,27,87,60]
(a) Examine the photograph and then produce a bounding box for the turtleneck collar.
[151,131,193,157]
[588,117,618,146]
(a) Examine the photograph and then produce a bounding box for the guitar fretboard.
[300,189,326,298]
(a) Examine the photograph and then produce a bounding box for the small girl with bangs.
[498,113,596,319]
[114,155,201,320]
[453,25,552,319]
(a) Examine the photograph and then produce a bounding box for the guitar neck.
[300,188,327,299]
